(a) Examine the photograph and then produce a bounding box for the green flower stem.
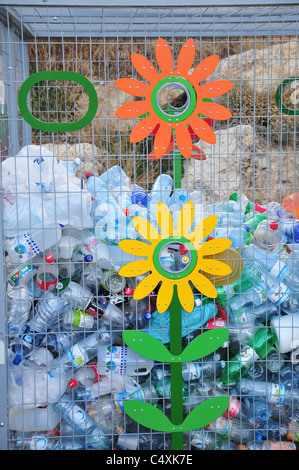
[173,147,182,189]
[169,284,184,450]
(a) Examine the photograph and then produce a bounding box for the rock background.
[29,37,299,203]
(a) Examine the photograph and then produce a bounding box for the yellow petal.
[118,260,152,278]
[199,259,232,276]
[191,271,217,298]
[118,239,152,258]
[133,216,161,242]
[189,215,218,246]
[177,280,195,313]
[175,201,195,239]
[133,272,160,300]
[156,280,174,314]
[199,238,232,256]
[156,202,174,238]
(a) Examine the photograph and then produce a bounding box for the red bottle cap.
[45,254,54,263]
[125,287,134,296]
[123,208,130,216]
[269,222,278,230]
[85,172,93,179]
[68,379,78,388]
[178,244,188,255]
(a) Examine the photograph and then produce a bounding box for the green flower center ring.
[154,237,198,280]
[151,76,197,123]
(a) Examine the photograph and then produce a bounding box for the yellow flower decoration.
[118,201,242,314]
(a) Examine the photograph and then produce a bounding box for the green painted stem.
[173,147,182,189]
[169,285,184,450]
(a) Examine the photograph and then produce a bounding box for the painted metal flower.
[118,201,240,314]
[115,38,233,160]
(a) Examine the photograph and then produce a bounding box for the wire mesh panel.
[0,1,299,452]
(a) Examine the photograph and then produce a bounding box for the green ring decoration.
[275,77,299,116]
[153,236,198,280]
[151,76,197,123]
[18,71,98,132]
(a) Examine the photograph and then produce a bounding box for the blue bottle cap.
[256,432,263,442]
[84,254,93,263]
[13,353,22,366]
[143,312,152,321]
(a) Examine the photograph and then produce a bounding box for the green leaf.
[180,396,230,432]
[123,400,175,432]
[180,328,229,362]
[122,330,172,362]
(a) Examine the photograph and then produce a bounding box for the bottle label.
[114,388,145,415]
[206,416,230,436]
[69,405,86,425]
[268,282,290,305]
[66,344,89,369]
[36,273,58,291]
[269,259,289,280]
[220,284,235,296]
[72,310,94,328]
[287,420,299,442]
[254,284,267,303]
[223,397,241,418]
[8,264,37,286]
[232,309,248,325]
[185,362,201,381]
[190,439,206,450]
[104,346,127,375]
[207,318,226,329]
[269,383,285,404]
[238,346,259,366]
[268,441,296,450]
[30,437,48,450]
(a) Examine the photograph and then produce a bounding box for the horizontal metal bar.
[3,0,299,5]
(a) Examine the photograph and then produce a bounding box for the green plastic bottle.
[243,212,267,232]
[220,326,278,385]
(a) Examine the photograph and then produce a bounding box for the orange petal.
[197,101,232,121]
[190,145,207,161]
[190,55,219,85]
[188,115,216,144]
[131,53,160,83]
[130,114,159,143]
[198,80,234,99]
[148,139,173,160]
[115,78,150,98]
[152,123,172,159]
[156,38,174,75]
[176,38,195,76]
[175,124,193,159]
[115,100,150,119]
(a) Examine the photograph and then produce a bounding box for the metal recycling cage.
[0,0,299,451]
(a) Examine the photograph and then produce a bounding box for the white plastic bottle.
[9,404,60,432]
[5,224,62,263]
[97,345,154,376]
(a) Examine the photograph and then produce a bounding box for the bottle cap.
[84,254,93,263]
[68,379,78,388]
[270,222,278,230]
[12,353,22,366]
[46,254,54,263]
[85,172,93,179]
[123,208,130,216]
[178,244,188,255]
[143,312,152,320]
[125,287,134,296]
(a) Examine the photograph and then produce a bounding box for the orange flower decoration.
[115,38,233,160]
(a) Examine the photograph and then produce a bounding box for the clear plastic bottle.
[205,416,263,444]
[80,261,103,295]
[214,226,251,249]
[235,378,299,407]
[148,174,173,206]
[52,393,111,449]
[100,270,126,294]
[61,309,95,330]
[252,220,286,252]
[20,291,68,358]
[82,235,121,272]
[6,284,32,335]
[191,429,238,450]
[48,328,110,374]
[131,184,148,207]
[5,224,62,263]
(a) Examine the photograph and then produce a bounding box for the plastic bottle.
[205,416,263,444]
[242,244,292,283]
[152,360,224,385]
[191,429,238,450]
[227,302,279,326]
[148,174,173,206]
[99,165,131,195]
[228,280,269,313]
[235,378,299,407]
[214,226,251,249]
[7,262,38,288]
[243,397,273,425]
[262,440,296,450]
[131,184,148,207]
[52,393,111,449]
[281,192,299,219]
[35,254,58,291]
[48,328,110,374]
[80,261,103,295]
[252,220,286,252]
[100,270,126,294]
[61,281,93,311]
[61,309,95,330]
[221,326,278,385]
[5,224,62,263]
[169,189,191,209]
[85,172,111,205]
[216,265,262,307]
[6,284,32,335]
[9,405,60,432]
[69,362,99,389]
[19,292,68,358]
[229,192,253,216]
[266,201,290,221]
[279,364,299,388]
[11,432,86,450]
[126,311,153,330]
[82,235,121,272]
[85,297,129,328]
[42,330,83,357]
[242,212,268,232]
[97,345,154,377]
[59,157,81,177]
